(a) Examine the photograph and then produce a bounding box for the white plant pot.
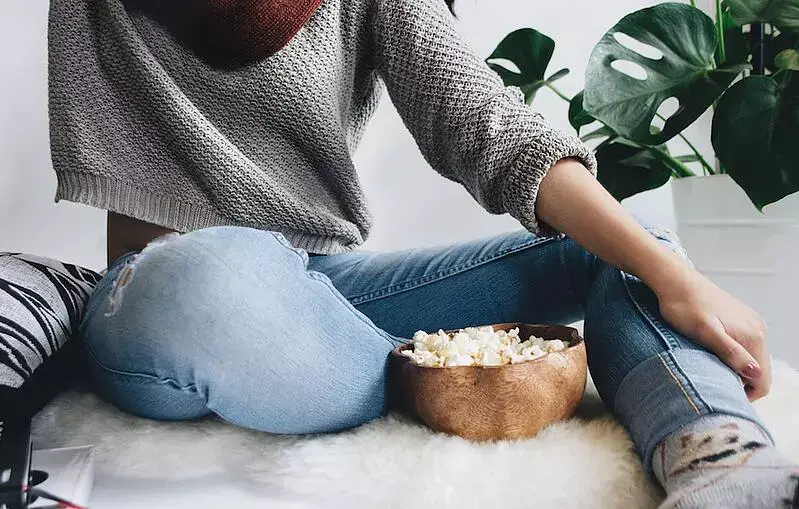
[672,175,799,367]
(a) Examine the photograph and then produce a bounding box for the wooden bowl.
[390,323,587,441]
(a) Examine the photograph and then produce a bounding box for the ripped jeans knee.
[106,232,181,316]
[641,224,692,265]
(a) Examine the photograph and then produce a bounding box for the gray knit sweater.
[49,0,596,254]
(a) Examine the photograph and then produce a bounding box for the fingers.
[732,319,771,401]
[743,360,770,401]
[696,315,761,381]
[722,316,772,401]
[745,382,769,401]
[745,362,772,401]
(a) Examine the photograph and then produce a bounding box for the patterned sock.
[653,415,799,509]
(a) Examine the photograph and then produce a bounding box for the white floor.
[32,360,799,509]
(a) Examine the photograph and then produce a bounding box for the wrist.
[639,248,697,299]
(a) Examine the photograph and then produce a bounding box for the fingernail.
[742,362,762,379]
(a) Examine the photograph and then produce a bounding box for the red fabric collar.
[132,0,325,67]
[205,0,325,59]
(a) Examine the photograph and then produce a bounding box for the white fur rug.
[32,360,799,509]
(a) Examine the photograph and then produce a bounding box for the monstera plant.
[487,0,799,210]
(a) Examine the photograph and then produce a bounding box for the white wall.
[0,0,714,271]
[0,1,106,269]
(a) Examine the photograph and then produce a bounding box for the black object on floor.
[0,420,32,509]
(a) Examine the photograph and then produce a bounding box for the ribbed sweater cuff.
[501,127,597,236]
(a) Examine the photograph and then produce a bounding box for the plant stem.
[690,0,697,6]
[621,138,696,178]
[595,136,617,151]
[670,126,716,175]
[544,83,572,102]
[636,109,716,175]
[648,146,697,178]
[716,0,726,65]
[717,65,752,73]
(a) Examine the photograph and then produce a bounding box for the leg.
[79,227,401,434]
[314,228,762,450]
[313,228,796,507]
[308,231,583,335]
[571,228,796,509]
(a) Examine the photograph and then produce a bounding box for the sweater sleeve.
[371,0,597,234]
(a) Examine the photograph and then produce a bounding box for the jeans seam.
[181,234,400,347]
[349,236,557,306]
[663,350,716,414]
[305,271,401,345]
[257,234,400,346]
[83,343,200,393]
[657,354,701,415]
[620,270,713,414]
[621,273,681,350]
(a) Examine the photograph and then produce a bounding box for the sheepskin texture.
[32,360,799,509]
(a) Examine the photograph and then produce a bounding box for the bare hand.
[655,268,771,401]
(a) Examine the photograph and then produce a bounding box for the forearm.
[537,160,771,394]
[535,158,693,295]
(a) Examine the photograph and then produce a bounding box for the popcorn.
[402,327,569,367]
[444,354,474,367]
[401,349,441,367]
[545,340,566,353]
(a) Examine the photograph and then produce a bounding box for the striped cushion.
[0,253,101,421]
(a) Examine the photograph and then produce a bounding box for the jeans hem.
[614,350,770,474]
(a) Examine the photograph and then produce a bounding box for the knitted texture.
[48,0,597,254]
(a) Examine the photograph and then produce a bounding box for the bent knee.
[83,230,273,359]
[83,227,319,370]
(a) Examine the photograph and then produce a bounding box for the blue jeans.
[78,226,767,471]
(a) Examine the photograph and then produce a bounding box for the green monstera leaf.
[712,75,799,209]
[726,0,799,30]
[584,3,747,146]
[596,142,673,201]
[568,91,595,134]
[581,126,617,142]
[487,28,569,104]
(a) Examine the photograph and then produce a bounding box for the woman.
[48,0,796,506]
